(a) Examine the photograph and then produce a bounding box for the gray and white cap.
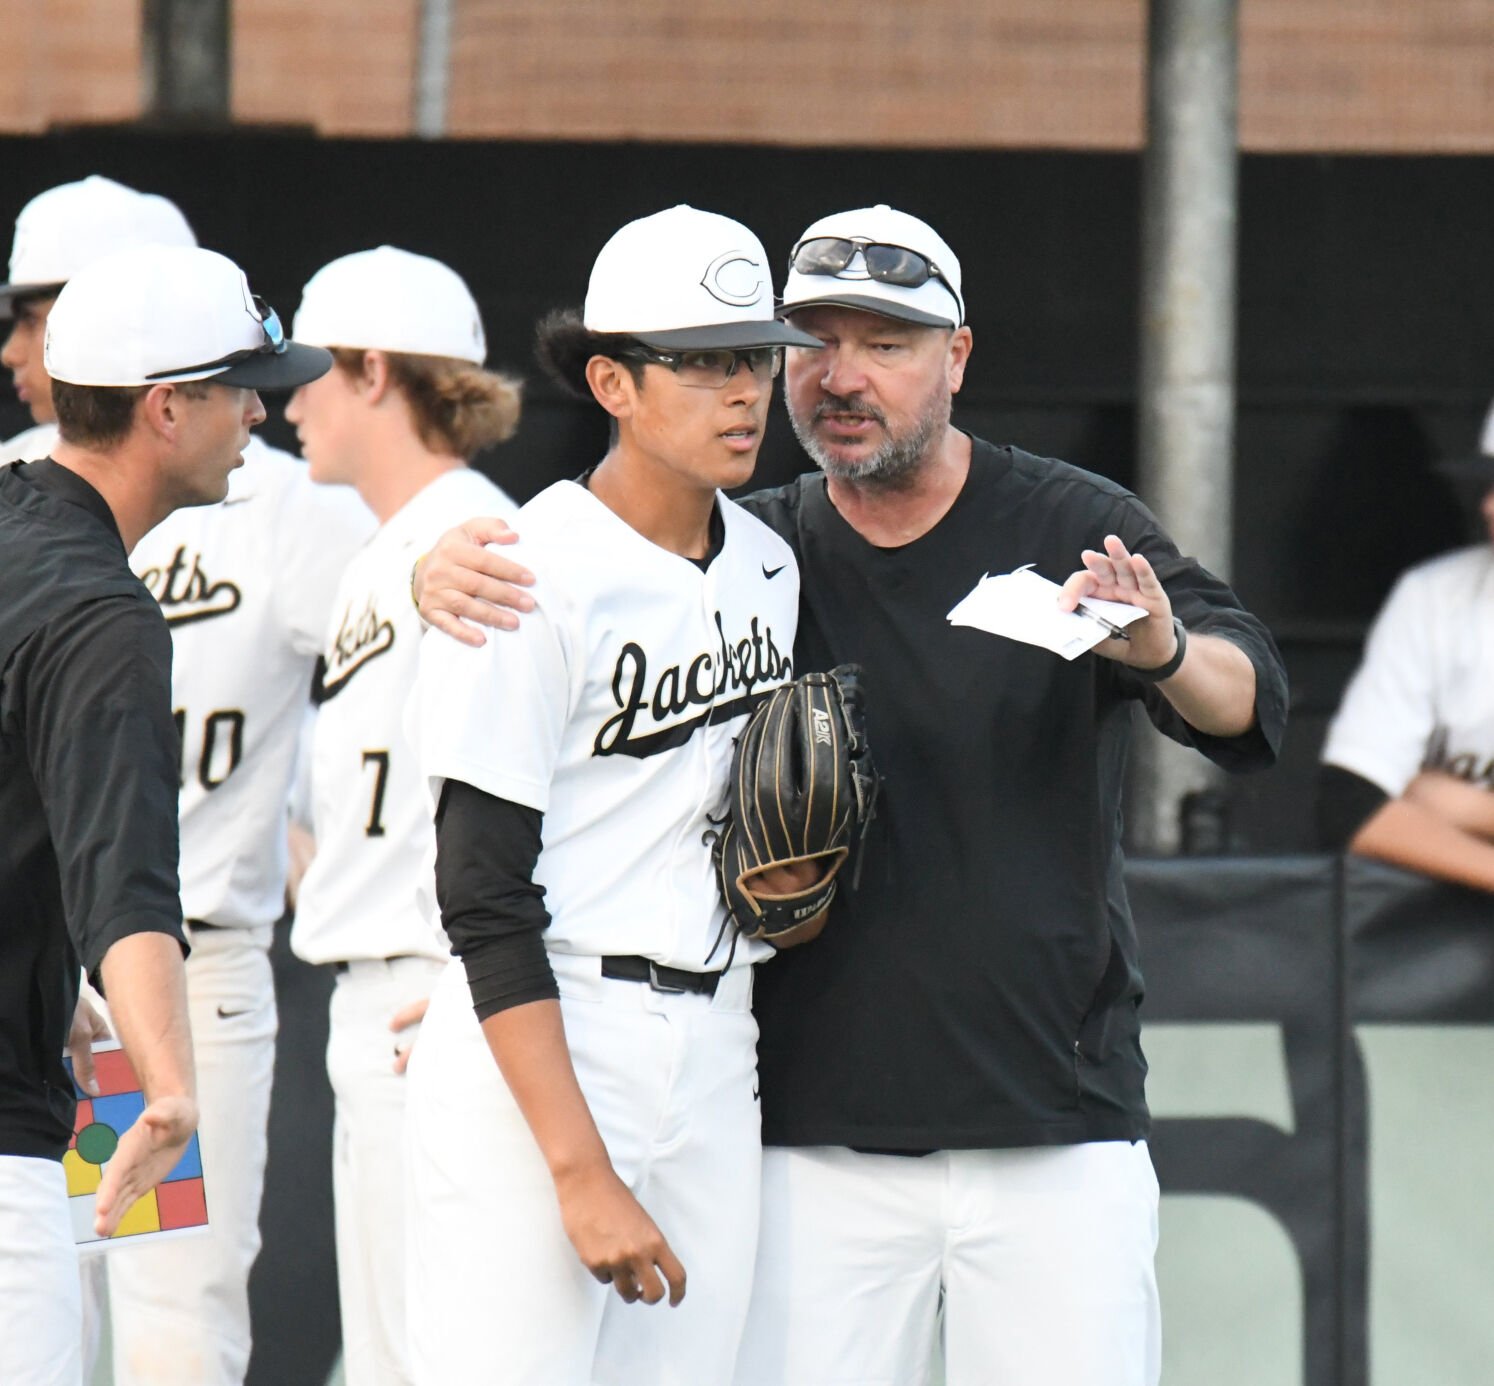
[584,205,819,350]
[780,204,964,329]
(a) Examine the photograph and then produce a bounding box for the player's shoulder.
[737,471,818,547]
[719,491,795,567]
[1393,543,1493,594]
[413,465,519,537]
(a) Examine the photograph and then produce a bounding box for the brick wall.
[0,0,142,131]
[232,0,421,135]
[0,0,1491,152]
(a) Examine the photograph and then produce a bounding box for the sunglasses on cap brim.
[145,295,288,381]
[789,237,962,318]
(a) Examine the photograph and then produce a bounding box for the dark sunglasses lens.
[863,245,932,286]
[793,238,857,275]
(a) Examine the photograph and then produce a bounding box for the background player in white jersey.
[406,205,817,1386]
[1,175,373,1386]
[286,246,521,1386]
[1318,399,1494,888]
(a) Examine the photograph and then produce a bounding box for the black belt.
[600,955,721,996]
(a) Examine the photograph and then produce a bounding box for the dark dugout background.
[4,134,1494,1383]
[5,133,1494,855]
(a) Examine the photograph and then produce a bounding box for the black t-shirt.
[0,460,186,1160]
[739,438,1287,1150]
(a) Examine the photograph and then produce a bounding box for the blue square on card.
[163,1135,202,1182]
[90,1092,145,1138]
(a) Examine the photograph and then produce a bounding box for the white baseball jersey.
[0,422,56,464]
[1322,545,1494,796]
[292,466,517,965]
[130,436,374,929]
[415,480,799,971]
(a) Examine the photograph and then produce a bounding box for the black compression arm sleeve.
[434,779,559,1021]
[1316,764,1390,852]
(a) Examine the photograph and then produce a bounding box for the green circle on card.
[76,1122,119,1166]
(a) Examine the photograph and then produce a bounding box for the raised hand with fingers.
[1057,533,1181,675]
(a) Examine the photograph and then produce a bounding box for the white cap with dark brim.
[584,205,820,351]
[293,246,488,363]
[45,244,331,392]
[779,204,965,329]
[2,175,197,308]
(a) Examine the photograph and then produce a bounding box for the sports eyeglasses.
[789,236,961,315]
[620,344,784,389]
[146,295,288,381]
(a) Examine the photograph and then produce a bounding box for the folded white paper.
[946,565,1148,661]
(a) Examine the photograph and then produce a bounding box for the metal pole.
[142,0,231,124]
[414,0,454,138]
[1132,0,1240,855]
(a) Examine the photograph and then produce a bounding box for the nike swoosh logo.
[762,564,786,580]
[216,1005,251,1019]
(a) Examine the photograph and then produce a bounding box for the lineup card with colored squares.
[64,1041,210,1253]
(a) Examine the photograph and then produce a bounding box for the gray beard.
[789,388,951,491]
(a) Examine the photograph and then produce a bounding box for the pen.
[1077,604,1131,642]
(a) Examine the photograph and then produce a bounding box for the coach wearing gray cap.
[0,243,329,1386]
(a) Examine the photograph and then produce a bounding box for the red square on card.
[91,1050,140,1097]
[156,1177,207,1231]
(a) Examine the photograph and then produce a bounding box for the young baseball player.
[1,176,374,1386]
[403,205,817,1385]
[285,246,520,1386]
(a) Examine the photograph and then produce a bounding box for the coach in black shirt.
[0,241,329,1385]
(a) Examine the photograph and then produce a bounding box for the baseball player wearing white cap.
[0,242,329,1386]
[1,176,196,463]
[286,246,520,1386]
[1319,400,1494,886]
[412,204,1287,1386]
[403,205,815,1385]
[1,178,373,1386]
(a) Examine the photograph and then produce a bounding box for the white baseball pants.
[329,955,445,1386]
[733,1141,1161,1386]
[405,954,762,1386]
[0,1156,83,1386]
[108,922,277,1386]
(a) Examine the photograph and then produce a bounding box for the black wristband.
[1129,617,1187,683]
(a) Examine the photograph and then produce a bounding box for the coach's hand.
[556,1163,687,1307]
[94,1094,198,1238]
[415,518,534,646]
[67,993,112,1097]
[1057,533,1177,671]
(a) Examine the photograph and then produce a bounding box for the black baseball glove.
[711,664,879,950]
